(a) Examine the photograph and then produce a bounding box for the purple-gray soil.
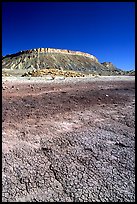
[2,76,135,202]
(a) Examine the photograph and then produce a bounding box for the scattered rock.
[2,86,6,90]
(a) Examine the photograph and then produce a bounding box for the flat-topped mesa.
[3,47,127,76]
[22,48,98,62]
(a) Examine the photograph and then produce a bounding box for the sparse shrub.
[21,68,87,78]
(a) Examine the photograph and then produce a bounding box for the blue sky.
[2,2,135,70]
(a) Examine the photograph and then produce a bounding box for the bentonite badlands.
[2,48,133,77]
[2,48,135,202]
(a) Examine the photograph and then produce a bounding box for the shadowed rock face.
[101,62,119,71]
[2,48,125,76]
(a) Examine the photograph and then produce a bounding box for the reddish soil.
[2,77,135,202]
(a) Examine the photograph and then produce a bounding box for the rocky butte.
[2,48,134,76]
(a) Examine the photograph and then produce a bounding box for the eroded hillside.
[2,48,127,76]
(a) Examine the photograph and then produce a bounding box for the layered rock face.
[2,48,125,76]
[19,48,98,62]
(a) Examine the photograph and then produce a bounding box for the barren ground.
[2,76,135,202]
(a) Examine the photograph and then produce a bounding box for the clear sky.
[2,2,135,71]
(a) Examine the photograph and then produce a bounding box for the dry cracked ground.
[2,76,135,202]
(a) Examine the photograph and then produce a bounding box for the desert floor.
[2,76,135,202]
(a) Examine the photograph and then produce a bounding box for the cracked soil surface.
[2,76,135,202]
